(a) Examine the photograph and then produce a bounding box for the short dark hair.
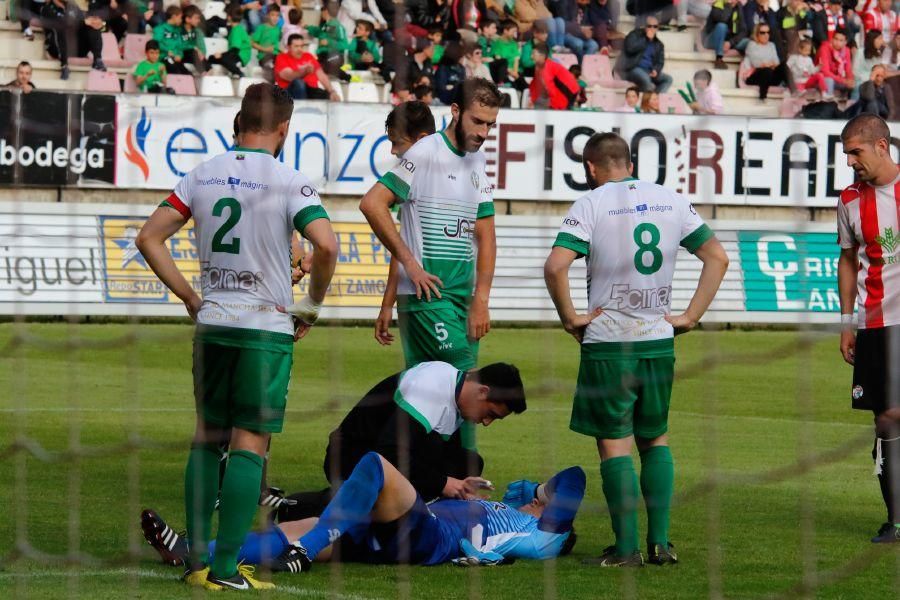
[832,27,848,39]
[286,33,304,46]
[499,19,517,34]
[694,69,712,83]
[266,2,281,14]
[569,64,581,77]
[385,100,436,139]
[532,19,549,34]
[165,5,182,19]
[226,4,242,21]
[182,4,201,19]
[841,113,891,145]
[145,39,160,52]
[288,8,302,24]
[583,132,632,170]
[625,86,640,96]
[475,363,526,414]
[532,41,549,56]
[452,77,504,111]
[17,60,31,69]
[478,17,498,31]
[412,84,433,100]
[233,111,241,140]
[239,83,294,134]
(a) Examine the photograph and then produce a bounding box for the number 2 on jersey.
[633,223,662,275]
[211,197,242,254]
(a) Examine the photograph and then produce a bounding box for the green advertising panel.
[737,231,840,312]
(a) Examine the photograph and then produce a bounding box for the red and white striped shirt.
[837,171,900,329]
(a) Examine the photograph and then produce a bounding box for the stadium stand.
[0,0,896,116]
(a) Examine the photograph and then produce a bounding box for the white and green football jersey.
[163,146,329,350]
[553,177,713,347]
[394,361,464,438]
[378,131,495,314]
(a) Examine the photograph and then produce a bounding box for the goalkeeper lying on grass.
[143,452,584,577]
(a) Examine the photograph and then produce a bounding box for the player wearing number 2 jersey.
[544,132,729,567]
[136,84,338,591]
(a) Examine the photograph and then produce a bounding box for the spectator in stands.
[129,0,157,34]
[775,0,811,59]
[788,38,828,97]
[703,0,748,69]
[412,83,435,103]
[846,64,896,118]
[465,44,493,79]
[640,89,660,112]
[338,0,389,41]
[154,5,187,75]
[743,22,792,100]
[396,40,436,89]
[490,19,525,85]
[529,41,581,108]
[274,33,342,99]
[584,0,622,54]
[251,4,282,71]
[5,61,36,93]
[864,0,898,63]
[676,0,711,31]
[513,0,554,38]
[434,41,467,104]
[41,0,106,80]
[569,63,588,105]
[689,68,724,113]
[207,6,248,77]
[478,17,498,55]
[87,0,128,42]
[520,19,550,75]
[553,0,601,60]
[741,0,776,51]
[350,19,382,70]
[812,0,857,47]
[281,8,306,52]
[308,1,351,80]
[133,40,175,93]
[18,0,43,40]
[180,5,209,74]
[616,16,672,92]
[616,85,641,111]
[240,0,263,32]
[818,27,854,99]
[854,30,890,93]
[428,26,446,64]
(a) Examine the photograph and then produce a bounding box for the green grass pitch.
[1,323,898,599]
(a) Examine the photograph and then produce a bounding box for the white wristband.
[284,295,323,324]
[841,313,855,329]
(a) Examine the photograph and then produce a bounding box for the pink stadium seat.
[101,32,129,67]
[582,53,631,89]
[86,69,121,92]
[124,74,138,93]
[659,92,690,114]
[780,96,807,118]
[551,53,578,71]
[587,89,619,111]
[124,34,151,64]
[166,74,197,95]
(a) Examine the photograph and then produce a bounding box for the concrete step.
[0,33,49,61]
[655,29,700,53]
[667,66,738,90]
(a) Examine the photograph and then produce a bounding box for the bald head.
[841,114,891,146]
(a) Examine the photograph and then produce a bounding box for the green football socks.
[211,449,264,578]
[184,443,221,567]
[601,456,640,556]
[640,446,675,547]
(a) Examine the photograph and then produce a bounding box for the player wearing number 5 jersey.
[544,132,729,567]
[136,83,338,591]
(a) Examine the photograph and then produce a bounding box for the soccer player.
[144,453,585,570]
[361,77,503,453]
[135,83,338,590]
[543,132,729,566]
[373,101,437,347]
[837,114,900,544]
[274,360,525,522]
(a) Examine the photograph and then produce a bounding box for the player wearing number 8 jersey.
[544,132,729,567]
[136,83,338,591]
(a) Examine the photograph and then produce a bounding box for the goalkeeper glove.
[282,295,322,325]
[451,539,514,567]
[502,479,540,509]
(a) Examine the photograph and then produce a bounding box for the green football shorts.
[570,341,675,440]
[397,307,478,371]
[193,341,293,433]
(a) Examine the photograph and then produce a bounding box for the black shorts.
[852,325,900,413]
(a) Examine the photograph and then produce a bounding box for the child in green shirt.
[307,1,350,80]
[349,19,381,70]
[180,5,208,73]
[428,26,445,64]
[251,4,282,69]
[154,6,188,74]
[133,40,173,93]
[207,4,248,77]
[478,19,498,56]
[520,20,551,76]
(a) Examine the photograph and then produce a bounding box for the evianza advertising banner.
[114,96,897,206]
[0,91,116,186]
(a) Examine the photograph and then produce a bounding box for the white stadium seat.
[237,77,267,97]
[204,37,229,57]
[199,75,235,96]
[346,82,379,103]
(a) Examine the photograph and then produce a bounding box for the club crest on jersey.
[628,183,636,190]
[471,172,479,190]
[875,227,899,265]
[852,385,864,401]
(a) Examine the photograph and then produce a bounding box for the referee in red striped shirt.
[837,113,900,544]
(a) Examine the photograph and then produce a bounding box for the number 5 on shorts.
[434,322,448,341]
